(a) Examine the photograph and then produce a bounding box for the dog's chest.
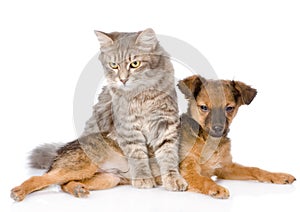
[204,143,231,175]
[201,150,224,171]
[190,138,231,176]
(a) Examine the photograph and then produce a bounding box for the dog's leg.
[183,172,230,199]
[216,163,296,184]
[11,163,98,201]
[11,137,113,201]
[61,173,121,197]
[180,158,229,198]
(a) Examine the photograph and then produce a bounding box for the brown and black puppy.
[177,75,296,199]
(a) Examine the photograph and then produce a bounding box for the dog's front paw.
[162,172,188,191]
[261,173,296,184]
[11,186,26,202]
[208,185,230,199]
[132,178,156,189]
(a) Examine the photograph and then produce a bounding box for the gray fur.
[82,86,113,136]
[29,143,63,169]
[82,28,187,190]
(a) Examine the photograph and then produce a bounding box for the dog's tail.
[29,143,63,169]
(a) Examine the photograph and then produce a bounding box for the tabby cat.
[82,28,187,190]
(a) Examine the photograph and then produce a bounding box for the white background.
[1,0,299,211]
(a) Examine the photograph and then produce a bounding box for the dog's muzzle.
[209,108,227,137]
[209,124,226,138]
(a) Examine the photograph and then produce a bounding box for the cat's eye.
[109,62,119,69]
[130,61,141,68]
[199,105,209,112]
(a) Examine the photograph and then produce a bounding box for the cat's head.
[95,29,168,90]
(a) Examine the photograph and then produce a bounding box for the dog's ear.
[231,81,257,105]
[178,75,205,99]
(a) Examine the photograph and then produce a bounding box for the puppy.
[177,75,296,198]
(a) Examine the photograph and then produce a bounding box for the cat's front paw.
[132,178,156,189]
[162,172,188,191]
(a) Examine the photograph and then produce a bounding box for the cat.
[82,28,187,190]
[23,28,187,194]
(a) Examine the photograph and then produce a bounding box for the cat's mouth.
[116,80,131,88]
[118,81,128,87]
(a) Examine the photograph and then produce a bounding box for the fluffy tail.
[29,143,63,169]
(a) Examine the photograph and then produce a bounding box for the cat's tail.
[29,143,63,169]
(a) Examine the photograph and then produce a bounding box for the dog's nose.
[212,125,224,134]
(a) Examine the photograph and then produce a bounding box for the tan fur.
[178,75,295,198]
[11,75,296,201]
[61,173,121,197]
[11,135,127,201]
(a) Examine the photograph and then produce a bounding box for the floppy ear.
[135,28,158,49]
[178,75,205,99]
[94,30,114,47]
[231,80,257,105]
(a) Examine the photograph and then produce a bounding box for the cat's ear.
[135,28,158,48]
[94,30,114,47]
[178,75,206,99]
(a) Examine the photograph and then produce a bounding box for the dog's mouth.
[208,132,224,138]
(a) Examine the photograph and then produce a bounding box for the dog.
[10,75,296,201]
[177,75,296,198]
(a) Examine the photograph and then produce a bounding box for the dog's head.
[178,75,257,138]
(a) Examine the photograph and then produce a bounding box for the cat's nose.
[120,79,128,85]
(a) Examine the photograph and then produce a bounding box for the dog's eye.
[226,106,234,112]
[199,105,209,112]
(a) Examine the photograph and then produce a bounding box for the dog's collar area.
[199,136,222,164]
[180,114,224,163]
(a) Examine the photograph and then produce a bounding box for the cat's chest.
[112,95,151,116]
